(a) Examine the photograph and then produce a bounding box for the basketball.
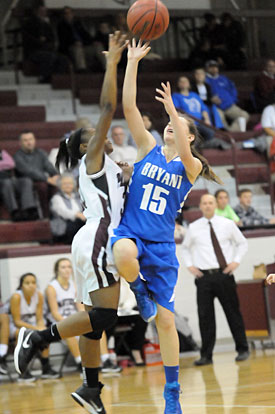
[127,0,169,41]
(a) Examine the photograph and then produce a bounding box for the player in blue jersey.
[112,39,221,414]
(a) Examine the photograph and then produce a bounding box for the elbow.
[101,102,115,114]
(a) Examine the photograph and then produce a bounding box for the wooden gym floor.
[1,350,275,414]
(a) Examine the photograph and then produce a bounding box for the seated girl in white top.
[45,258,82,370]
[10,273,58,381]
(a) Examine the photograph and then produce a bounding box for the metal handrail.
[1,0,20,67]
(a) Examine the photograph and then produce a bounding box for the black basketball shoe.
[14,327,45,375]
[71,382,106,414]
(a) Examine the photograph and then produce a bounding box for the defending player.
[14,32,127,414]
[112,39,221,414]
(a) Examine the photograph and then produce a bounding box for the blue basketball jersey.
[117,145,193,242]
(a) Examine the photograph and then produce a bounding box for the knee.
[113,239,138,270]
[156,311,175,332]
[87,307,117,332]
[2,179,13,191]
[20,177,33,189]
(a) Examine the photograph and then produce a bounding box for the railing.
[1,0,20,67]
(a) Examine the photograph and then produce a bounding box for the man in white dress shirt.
[182,194,249,366]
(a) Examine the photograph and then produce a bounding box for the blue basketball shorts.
[112,226,179,312]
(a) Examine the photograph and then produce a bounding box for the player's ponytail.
[184,117,222,184]
[55,128,84,171]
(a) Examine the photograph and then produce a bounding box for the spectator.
[45,258,82,370]
[188,39,219,71]
[14,131,59,218]
[10,273,58,381]
[182,194,249,366]
[205,60,249,131]
[172,76,215,142]
[220,13,247,70]
[57,7,94,72]
[50,173,86,244]
[92,21,112,71]
[128,112,163,147]
[254,59,275,112]
[107,278,147,366]
[215,189,241,225]
[22,4,69,83]
[234,189,275,227]
[199,13,225,51]
[100,331,122,373]
[0,148,38,221]
[0,310,9,375]
[109,125,137,165]
[191,68,224,129]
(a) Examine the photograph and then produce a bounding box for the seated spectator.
[215,189,241,226]
[10,273,58,381]
[0,309,9,375]
[57,7,94,72]
[0,148,38,221]
[50,173,86,244]
[14,131,59,218]
[100,331,122,373]
[109,125,137,165]
[254,59,275,112]
[45,258,82,370]
[172,76,215,143]
[191,68,224,129]
[107,278,147,366]
[234,189,275,227]
[188,39,220,71]
[128,112,163,147]
[93,21,112,71]
[220,13,247,70]
[22,4,69,83]
[205,60,249,131]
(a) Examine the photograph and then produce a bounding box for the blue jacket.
[206,74,238,110]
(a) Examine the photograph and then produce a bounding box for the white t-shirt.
[261,104,275,130]
[109,144,137,165]
[197,84,208,102]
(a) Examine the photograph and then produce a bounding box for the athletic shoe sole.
[41,373,60,379]
[17,376,36,383]
[14,327,27,374]
[71,392,104,414]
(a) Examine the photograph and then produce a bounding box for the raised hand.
[155,81,177,116]
[103,31,128,64]
[127,38,151,61]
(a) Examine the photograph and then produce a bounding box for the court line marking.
[112,403,275,408]
[184,380,275,396]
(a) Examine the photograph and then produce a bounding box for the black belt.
[201,268,223,275]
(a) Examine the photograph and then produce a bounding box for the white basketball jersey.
[47,279,77,323]
[78,154,126,233]
[16,290,39,326]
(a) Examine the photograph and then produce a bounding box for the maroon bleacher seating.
[0,91,17,106]
[184,189,208,208]
[0,121,75,140]
[0,106,46,123]
[183,209,202,223]
[0,220,52,243]
[3,138,59,156]
[228,166,269,184]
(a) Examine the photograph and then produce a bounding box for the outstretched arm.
[123,39,156,161]
[86,31,127,175]
[156,82,202,183]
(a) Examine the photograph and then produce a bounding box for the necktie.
[209,221,227,269]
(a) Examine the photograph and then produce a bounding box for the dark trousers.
[195,270,248,359]
[107,315,148,352]
[0,177,36,213]
[30,51,69,80]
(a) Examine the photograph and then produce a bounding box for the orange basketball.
[127,0,169,41]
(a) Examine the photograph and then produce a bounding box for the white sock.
[74,355,81,364]
[0,344,8,357]
[101,353,109,363]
